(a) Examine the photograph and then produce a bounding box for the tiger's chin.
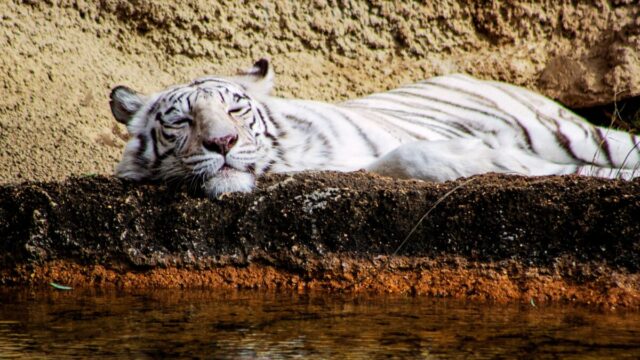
[202,169,255,198]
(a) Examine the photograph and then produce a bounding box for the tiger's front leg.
[365,139,529,182]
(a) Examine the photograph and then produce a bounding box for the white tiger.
[110,59,640,197]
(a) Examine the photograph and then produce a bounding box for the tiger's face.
[109,59,274,197]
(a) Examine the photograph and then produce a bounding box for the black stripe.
[261,159,276,174]
[150,129,160,159]
[193,90,202,104]
[262,115,280,151]
[247,113,257,129]
[167,89,180,102]
[373,111,429,140]
[573,165,582,175]
[450,122,475,136]
[490,160,511,171]
[304,138,312,153]
[632,134,640,155]
[416,80,497,107]
[593,128,614,166]
[136,134,147,157]
[495,85,595,164]
[284,114,334,156]
[397,87,514,125]
[171,118,192,126]
[249,106,266,131]
[333,108,382,157]
[316,132,333,156]
[540,115,585,163]
[619,134,640,170]
[348,105,454,139]
[259,104,276,127]
[160,129,176,141]
[284,113,312,128]
[176,134,188,151]
[153,148,175,170]
[554,127,579,162]
[264,129,278,144]
[149,98,162,115]
[375,95,477,136]
[262,129,284,162]
[296,105,340,139]
[233,93,248,102]
[352,107,428,141]
[558,108,590,138]
[190,77,237,87]
[175,91,188,103]
[134,134,149,169]
[386,110,460,138]
[357,96,474,137]
[253,106,266,130]
[259,103,286,138]
[392,88,535,150]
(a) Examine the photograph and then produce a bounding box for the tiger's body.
[110,59,640,197]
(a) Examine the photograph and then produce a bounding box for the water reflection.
[0,289,639,358]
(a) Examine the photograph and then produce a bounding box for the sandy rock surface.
[1,0,640,183]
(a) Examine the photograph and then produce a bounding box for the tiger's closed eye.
[228,105,251,117]
[163,117,193,128]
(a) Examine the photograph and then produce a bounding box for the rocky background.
[1,0,640,184]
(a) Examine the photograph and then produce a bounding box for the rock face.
[1,1,639,183]
[2,173,639,308]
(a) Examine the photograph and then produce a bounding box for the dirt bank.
[1,1,640,183]
[1,172,639,308]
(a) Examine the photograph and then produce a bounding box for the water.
[0,289,639,359]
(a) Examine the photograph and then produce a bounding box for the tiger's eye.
[172,117,193,126]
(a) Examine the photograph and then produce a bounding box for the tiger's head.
[109,59,276,198]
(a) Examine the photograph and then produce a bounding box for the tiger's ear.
[232,58,274,96]
[110,86,145,125]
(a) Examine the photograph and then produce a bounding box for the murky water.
[0,289,639,359]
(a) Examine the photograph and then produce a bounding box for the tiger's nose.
[202,134,238,155]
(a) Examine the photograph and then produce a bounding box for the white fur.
[366,139,528,181]
[203,170,255,197]
[111,63,640,198]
